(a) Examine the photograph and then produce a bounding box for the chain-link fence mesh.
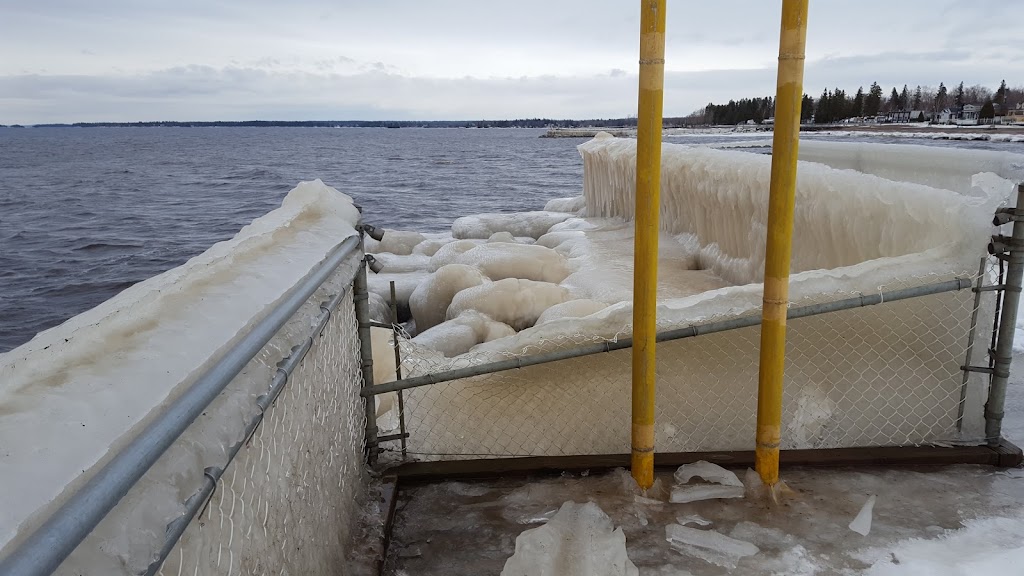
[378,264,1001,463]
[153,288,366,576]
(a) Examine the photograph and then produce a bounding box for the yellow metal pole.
[631,0,666,491]
[755,0,809,488]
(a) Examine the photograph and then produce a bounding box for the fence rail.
[367,277,973,398]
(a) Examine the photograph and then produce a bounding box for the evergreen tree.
[980,99,995,120]
[996,79,1008,108]
[935,82,948,111]
[852,86,865,117]
[912,85,922,110]
[800,94,814,123]
[865,82,883,117]
[888,87,900,112]
[816,88,831,123]
[899,84,910,109]
[955,81,965,107]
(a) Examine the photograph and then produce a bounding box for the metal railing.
[0,235,364,576]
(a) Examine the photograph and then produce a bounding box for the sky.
[1,0,1021,124]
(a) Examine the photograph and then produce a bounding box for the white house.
[956,104,980,126]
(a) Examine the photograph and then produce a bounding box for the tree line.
[691,80,1023,125]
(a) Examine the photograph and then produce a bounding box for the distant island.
[0,117,711,129]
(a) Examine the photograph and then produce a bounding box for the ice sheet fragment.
[501,501,638,576]
[665,523,759,569]
[673,461,743,487]
[849,494,877,536]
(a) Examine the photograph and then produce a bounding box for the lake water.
[2,126,1022,352]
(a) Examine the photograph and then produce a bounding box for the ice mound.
[428,239,485,271]
[453,211,575,240]
[367,271,429,321]
[544,195,587,214]
[367,291,391,323]
[412,233,454,257]
[500,501,638,576]
[409,264,489,332]
[447,279,570,331]
[453,243,571,283]
[487,231,516,243]
[412,311,515,357]
[365,229,425,256]
[369,252,431,273]
[536,299,609,325]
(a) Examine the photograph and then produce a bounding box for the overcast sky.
[1,0,1021,124]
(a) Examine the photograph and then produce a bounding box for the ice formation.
[446,279,570,332]
[409,264,488,331]
[500,501,638,576]
[535,299,609,326]
[453,211,575,240]
[670,461,746,504]
[544,195,587,214]
[0,180,361,560]
[849,494,877,536]
[453,243,571,283]
[665,523,760,569]
[412,311,515,357]
[428,239,485,271]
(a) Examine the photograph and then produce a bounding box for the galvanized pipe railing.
[0,235,361,576]
[366,277,973,397]
[986,183,1024,445]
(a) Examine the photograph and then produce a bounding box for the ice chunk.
[487,231,516,243]
[535,299,608,325]
[677,514,713,527]
[412,234,454,257]
[673,461,743,487]
[453,211,575,240]
[408,264,488,331]
[367,252,432,273]
[367,271,429,322]
[544,196,587,214]
[849,494,877,536]
[428,239,485,271]
[665,523,759,569]
[453,243,571,283]
[367,291,392,323]
[670,461,744,503]
[412,311,515,357]
[447,278,570,331]
[670,484,745,504]
[500,501,638,576]
[371,229,426,256]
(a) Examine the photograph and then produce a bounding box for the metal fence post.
[353,233,378,464]
[986,182,1024,446]
[389,281,409,458]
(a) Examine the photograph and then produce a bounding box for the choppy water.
[0,127,584,351]
[2,127,1023,352]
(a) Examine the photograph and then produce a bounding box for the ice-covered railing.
[0,181,370,576]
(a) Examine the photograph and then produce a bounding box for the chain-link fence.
[152,288,366,576]
[375,265,999,463]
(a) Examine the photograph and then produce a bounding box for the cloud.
[1,0,1022,123]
